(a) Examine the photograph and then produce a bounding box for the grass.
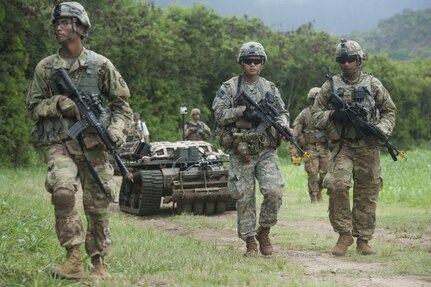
[1,147,430,286]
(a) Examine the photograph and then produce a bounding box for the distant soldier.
[290,87,329,203]
[26,2,132,280]
[212,41,287,257]
[184,108,212,141]
[129,112,150,142]
[311,39,396,256]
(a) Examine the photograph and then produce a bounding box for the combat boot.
[357,239,376,255]
[256,226,273,256]
[244,236,258,257]
[51,245,84,279]
[331,232,354,256]
[88,255,111,280]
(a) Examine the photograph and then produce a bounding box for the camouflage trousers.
[323,139,382,240]
[303,143,329,198]
[45,142,116,257]
[228,149,284,240]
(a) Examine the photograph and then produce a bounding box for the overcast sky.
[155,0,431,35]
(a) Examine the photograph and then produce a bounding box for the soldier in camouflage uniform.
[212,42,288,257]
[26,2,132,279]
[290,87,329,203]
[311,39,396,256]
[184,108,212,141]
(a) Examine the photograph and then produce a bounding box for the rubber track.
[136,170,164,215]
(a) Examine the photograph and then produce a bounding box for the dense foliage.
[0,1,430,166]
[350,8,431,61]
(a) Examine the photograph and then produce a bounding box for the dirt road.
[109,201,431,287]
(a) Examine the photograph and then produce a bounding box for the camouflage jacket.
[26,48,132,148]
[311,72,396,143]
[212,76,289,128]
[292,106,329,147]
[184,120,212,141]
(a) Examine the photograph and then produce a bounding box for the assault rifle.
[238,91,310,158]
[57,68,133,198]
[325,66,405,161]
[186,121,203,133]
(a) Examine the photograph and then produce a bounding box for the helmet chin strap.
[63,17,84,41]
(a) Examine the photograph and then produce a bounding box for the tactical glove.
[243,107,260,124]
[58,95,80,119]
[107,126,126,147]
[332,110,348,125]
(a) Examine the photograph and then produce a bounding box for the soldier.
[130,112,150,142]
[311,39,396,256]
[26,2,132,280]
[184,108,212,141]
[290,87,329,203]
[212,41,288,257]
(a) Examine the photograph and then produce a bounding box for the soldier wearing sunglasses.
[212,42,289,257]
[311,39,396,256]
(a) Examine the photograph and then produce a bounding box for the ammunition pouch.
[216,125,234,150]
[232,130,271,162]
[303,130,327,144]
[30,117,74,146]
[235,117,252,129]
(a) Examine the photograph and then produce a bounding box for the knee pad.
[52,188,75,209]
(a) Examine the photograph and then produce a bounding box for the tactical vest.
[31,51,107,146]
[300,107,328,145]
[332,73,378,139]
[218,76,280,154]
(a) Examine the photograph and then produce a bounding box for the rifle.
[57,68,133,198]
[238,91,310,158]
[325,65,405,161]
[186,121,203,132]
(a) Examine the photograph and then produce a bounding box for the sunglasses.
[52,19,73,29]
[243,58,262,65]
[336,56,358,64]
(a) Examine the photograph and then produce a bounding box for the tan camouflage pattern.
[27,47,131,257]
[311,71,396,240]
[27,47,132,146]
[237,41,268,63]
[324,141,382,240]
[228,150,284,240]
[51,2,91,28]
[46,143,115,256]
[290,106,329,198]
[184,120,212,141]
[213,76,289,128]
[213,75,287,240]
[335,39,367,61]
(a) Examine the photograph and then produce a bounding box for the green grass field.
[0,148,430,286]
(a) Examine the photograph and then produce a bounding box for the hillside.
[350,8,431,61]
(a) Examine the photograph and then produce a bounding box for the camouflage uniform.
[311,41,396,246]
[290,103,329,202]
[184,120,212,141]
[27,47,132,257]
[212,75,287,240]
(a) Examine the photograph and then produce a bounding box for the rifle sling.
[77,134,110,199]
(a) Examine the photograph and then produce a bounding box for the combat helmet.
[237,41,268,64]
[335,39,367,62]
[51,2,91,29]
[307,87,321,101]
[191,108,201,115]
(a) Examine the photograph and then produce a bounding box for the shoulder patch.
[217,88,225,98]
